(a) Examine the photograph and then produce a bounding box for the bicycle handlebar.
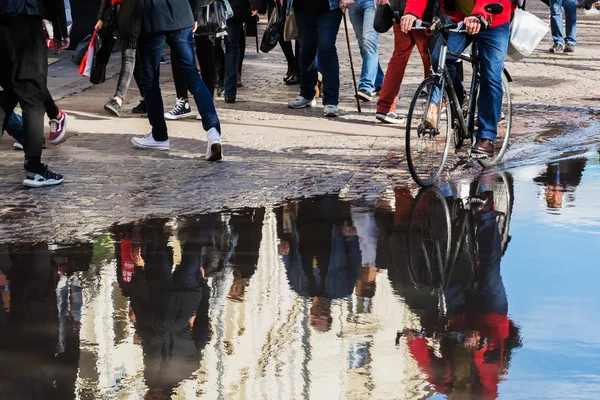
[413,19,466,36]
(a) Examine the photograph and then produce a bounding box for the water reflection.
[0,173,521,399]
[533,155,587,210]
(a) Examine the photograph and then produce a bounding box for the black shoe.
[373,86,382,96]
[23,164,64,188]
[472,191,494,213]
[550,42,564,53]
[471,138,494,158]
[285,74,300,85]
[356,89,373,102]
[132,100,147,114]
[564,43,575,53]
[160,56,171,65]
[164,98,193,120]
[284,65,295,82]
[104,99,121,117]
[217,87,224,97]
[224,97,235,104]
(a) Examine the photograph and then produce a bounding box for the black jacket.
[229,0,263,22]
[140,0,203,33]
[98,0,142,45]
[0,0,68,39]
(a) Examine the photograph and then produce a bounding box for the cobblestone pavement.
[2,3,600,243]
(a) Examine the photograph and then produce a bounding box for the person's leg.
[137,32,169,141]
[167,28,221,133]
[44,89,60,120]
[239,23,246,76]
[224,21,242,100]
[214,37,225,91]
[476,23,510,142]
[4,112,25,144]
[376,25,416,115]
[294,10,319,100]
[113,45,138,102]
[564,0,577,45]
[430,31,467,106]
[375,62,384,91]
[550,0,565,45]
[170,52,189,101]
[349,0,379,94]
[195,35,216,98]
[316,10,343,106]
[133,49,144,99]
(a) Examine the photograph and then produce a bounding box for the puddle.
[1,157,600,399]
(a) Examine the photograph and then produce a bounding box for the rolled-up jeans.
[430,22,510,142]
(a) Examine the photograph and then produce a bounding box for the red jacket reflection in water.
[406,209,519,400]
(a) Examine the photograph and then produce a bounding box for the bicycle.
[405,9,513,187]
[404,171,514,334]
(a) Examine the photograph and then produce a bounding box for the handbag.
[91,29,117,84]
[283,9,298,41]
[373,3,394,33]
[260,2,283,53]
[72,34,92,66]
[195,0,232,36]
[507,8,549,61]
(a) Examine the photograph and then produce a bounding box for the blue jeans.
[295,9,343,106]
[550,0,577,45]
[224,20,244,99]
[431,23,510,141]
[138,27,221,141]
[4,112,24,143]
[348,0,384,93]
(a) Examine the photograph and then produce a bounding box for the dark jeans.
[172,35,216,99]
[114,45,143,100]
[223,21,245,99]
[215,28,246,89]
[4,92,60,145]
[294,9,343,106]
[0,16,47,169]
[138,27,221,141]
[432,22,510,141]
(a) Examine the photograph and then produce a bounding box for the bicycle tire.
[407,186,452,289]
[406,76,453,187]
[478,72,512,167]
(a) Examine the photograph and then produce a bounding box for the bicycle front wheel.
[406,77,453,187]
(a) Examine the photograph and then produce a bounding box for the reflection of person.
[116,220,211,399]
[533,157,587,209]
[404,206,521,400]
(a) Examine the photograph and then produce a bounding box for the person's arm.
[400,0,427,33]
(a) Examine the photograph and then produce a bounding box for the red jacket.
[405,0,513,29]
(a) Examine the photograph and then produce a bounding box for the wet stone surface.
[1,150,600,399]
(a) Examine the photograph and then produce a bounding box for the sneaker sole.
[356,93,373,102]
[164,112,193,120]
[23,177,64,188]
[131,138,170,151]
[206,142,223,162]
[376,115,405,124]
[288,103,314,109]
[104,104,121,117]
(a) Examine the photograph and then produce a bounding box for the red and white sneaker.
[49,110,67,144]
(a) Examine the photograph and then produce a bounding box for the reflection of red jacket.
[405,0,513,29]
[408,312,510,399]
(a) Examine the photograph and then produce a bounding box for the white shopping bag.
[508,9,549,61]
[78,34,97,77]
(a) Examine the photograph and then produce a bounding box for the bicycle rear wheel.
[407,186,452,288]
[477,72,512,167]
[406,77,453,187]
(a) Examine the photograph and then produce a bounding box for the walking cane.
[342,10,362,113]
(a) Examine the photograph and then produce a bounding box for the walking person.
[131,0,223,162]
[96,0,147,117]
[0,0,70,187]
[288,0,354,117]
[268,0,301,83]
[375,0,434,124]
[549,0,577,53]
[348,0,384,101]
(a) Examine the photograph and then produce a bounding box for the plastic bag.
[508,9,549,61]
[78,33,97,77]
[72,34,92,65]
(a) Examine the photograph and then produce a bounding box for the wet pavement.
[1,149,599,399]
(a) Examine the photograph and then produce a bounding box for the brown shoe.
[472,138,494,157]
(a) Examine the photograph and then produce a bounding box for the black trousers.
[0,16,47,169]
[171,35,216,99]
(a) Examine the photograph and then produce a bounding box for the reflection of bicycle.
[405,11,513,187]
[405,172,514,332]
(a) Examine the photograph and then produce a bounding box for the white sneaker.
[205,127,222,162]
[324,105,339,118]
[165,98,193,120]
[196,114,202,120]
[376,112,405,124]
[288,96,317,109]
[131,132,170,150]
